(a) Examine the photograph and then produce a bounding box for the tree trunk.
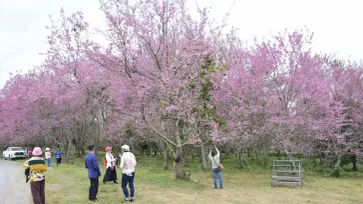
[172,119,190,180]
[247,148,251,158]
[254,149,259,162]
[320,152,325,166]
[66,138,72,162]
[313,154,318,167]
[237,149,244,168]
[277,150,281,160]
[148,139,152,158]
[352,155,358,171]
[173,119,182,179]
[263,149,268,168]
[201,142,208,170]
[284,149,296,170]
[334,153,341,168]
[163,144,169,170]
[174,147,182,179]
[306,154,311,169]
[284,149,292,160]
[95,120,101,155]
[182,150,189,167]
[161,119,169,170]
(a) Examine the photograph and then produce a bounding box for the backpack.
[103,156,107,166]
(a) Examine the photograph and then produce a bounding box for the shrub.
[324,167,342,177]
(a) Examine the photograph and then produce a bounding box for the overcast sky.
[1,0,362,89]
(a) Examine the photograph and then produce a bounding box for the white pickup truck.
[3,147,26,160]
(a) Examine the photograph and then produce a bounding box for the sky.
[1,0,362,89]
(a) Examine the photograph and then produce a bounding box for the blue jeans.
[122,172,135,198]
[212,168,223,188]
[47,158,52,168]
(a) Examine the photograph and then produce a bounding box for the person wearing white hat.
[120,144,137,202]
[45,147,52,168]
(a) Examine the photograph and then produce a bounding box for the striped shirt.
[23,157,47,182]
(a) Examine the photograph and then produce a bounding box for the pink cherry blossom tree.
[213,30,349,167]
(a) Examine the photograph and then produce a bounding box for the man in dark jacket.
[54,149,63,166]
[85,145,101,201]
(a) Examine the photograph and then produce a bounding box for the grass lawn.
[42,154,363,204]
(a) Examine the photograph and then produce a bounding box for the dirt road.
[0,160,31,204]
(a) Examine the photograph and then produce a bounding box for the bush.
[340,171,363,178]
[324,167,342,177]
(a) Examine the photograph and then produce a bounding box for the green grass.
[38,153,363,204]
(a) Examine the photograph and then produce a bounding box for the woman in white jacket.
[103,146,118,184]
[120,144,137,202]
[45,147,52,168]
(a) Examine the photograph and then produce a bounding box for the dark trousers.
[30,180,45,204]
[89,178,99,200]
[122,172,135,198]
[103,167,118,183]
[56,158,62,166]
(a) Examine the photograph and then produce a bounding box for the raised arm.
[215,146,220,157]
[208,150,212,160]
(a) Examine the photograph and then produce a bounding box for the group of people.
[85,144,137,202]
[23,144,136,203]
[27,147,63,167]
[22,144,221,204]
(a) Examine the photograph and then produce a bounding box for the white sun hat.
[121,145,130,151]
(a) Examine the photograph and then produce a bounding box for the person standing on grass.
[45,147,52,168]
[208,146,223,189]
[120,144,137,202]
[103,146,119,184]
[54,149,63,167]
[85,145,101,202]
[23,147,47,204]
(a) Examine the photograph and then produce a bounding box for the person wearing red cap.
[23,147,47,204]
[103,146,118,184]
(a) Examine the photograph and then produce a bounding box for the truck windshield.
[11,148,24,151]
